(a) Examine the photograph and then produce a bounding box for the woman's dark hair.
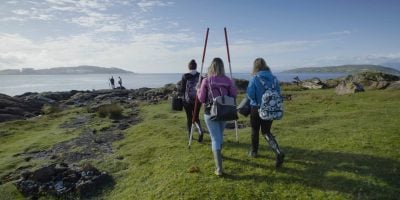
[188,59,197,70]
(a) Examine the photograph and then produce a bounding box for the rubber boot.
[213,150,223,176]
[196,122,204,143]
[263,133,285,168]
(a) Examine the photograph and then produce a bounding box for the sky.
[0,0,400,73]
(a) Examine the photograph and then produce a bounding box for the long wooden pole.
[189,28,209,148]
[224,27,239,142]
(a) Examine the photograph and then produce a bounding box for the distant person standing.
[118,76,122,89]
[110,76,115,89]
[179,59,204,142]
[246,58,284,168]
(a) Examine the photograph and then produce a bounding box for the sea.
[0,73,346,96]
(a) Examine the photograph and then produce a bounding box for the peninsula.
[282,64,400,75]
[0,66,133,75]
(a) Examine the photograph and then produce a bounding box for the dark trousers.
[250,107,282,155]
[183,101,203,137]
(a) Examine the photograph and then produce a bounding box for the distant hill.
[0,66,133,75]
[282,65,400,75]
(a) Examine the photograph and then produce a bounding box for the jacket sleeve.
[197,77,208,103]
[247,77,256,103]
[178,74,186,96]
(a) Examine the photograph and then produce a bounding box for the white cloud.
[137,0,174,12]
[12,9,30,15]
[328,30,352,36]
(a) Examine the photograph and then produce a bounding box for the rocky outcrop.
[293,77,327,89]
[345,72,399,89]
[335,81,364,95]
[0,85,171,123]
[387,81,400,90]
[0,93,44,122]
[15,163,113,199]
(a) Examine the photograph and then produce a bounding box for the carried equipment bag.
[208,79,238,121]
[172,96,183,111]
[256,75,283,120]
[237,96,251,117]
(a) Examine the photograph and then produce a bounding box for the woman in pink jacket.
[197,57,237,176]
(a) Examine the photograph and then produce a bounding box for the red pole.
[224,27,233,79]
[192,28,209,124]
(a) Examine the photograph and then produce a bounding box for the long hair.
[208,57,225,76]
[252,57,270,75]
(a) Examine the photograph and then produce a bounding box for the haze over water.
[0,73,345,96]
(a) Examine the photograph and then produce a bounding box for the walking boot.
[198,132,203,143]
[263,133,285,168]
[213,150,223,176]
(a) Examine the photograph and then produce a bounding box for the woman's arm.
[197,77,208,103]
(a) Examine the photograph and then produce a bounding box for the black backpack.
[184,75,199,103]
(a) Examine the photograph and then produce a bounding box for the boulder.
[0,93,43,122]
[345,71,399,89]
[335,81,364,95]
[387,81,400,90]
[15,163,113,198]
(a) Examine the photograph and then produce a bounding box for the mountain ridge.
[0,66,133,75]
[282,64,400,75]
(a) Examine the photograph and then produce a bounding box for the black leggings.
[183,102,202,136]
[250,107,276,153]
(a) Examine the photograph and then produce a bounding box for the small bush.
[42,104,62,114]
[97,104,123,119]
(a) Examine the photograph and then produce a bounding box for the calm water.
[0,73,346,96]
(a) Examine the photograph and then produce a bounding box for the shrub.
[42,104,62,114]
[97,104,123,119]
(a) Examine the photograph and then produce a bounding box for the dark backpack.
[184,75,199,103]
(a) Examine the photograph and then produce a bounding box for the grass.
[0,89,399,199]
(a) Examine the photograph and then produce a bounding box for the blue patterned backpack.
[256,75,284,120]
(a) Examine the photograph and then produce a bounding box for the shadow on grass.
[223,144,400,198]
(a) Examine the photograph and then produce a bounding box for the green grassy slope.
[100,89,399,199]
[1,89,399,199]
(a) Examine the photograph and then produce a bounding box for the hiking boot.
[198,133,203,143]
[214,170,223,176]
[275,152,285,168]
[248,151,258,158]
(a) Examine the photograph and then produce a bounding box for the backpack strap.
[256,75,278,90]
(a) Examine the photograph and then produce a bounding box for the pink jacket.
[197,75,237,104]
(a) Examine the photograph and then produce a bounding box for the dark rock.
[15,163,113,198]
[21,170,32,180]
[0,93,43,122]
[31,165,56,183]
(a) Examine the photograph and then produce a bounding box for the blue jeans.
[204,114,226,151]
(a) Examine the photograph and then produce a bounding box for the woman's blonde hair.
[208,57,225,76]
[252,57,270,75]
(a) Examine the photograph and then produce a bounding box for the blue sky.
[0,0,399,73]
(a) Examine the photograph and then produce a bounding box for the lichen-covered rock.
[335,81,364,95]
[345,71,399,89]
[386,81,400,90]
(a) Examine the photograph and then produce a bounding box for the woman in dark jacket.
[179,59,204,142]
[246,58,285,168]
